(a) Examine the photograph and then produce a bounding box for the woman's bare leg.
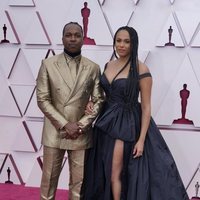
[111,139,124,200]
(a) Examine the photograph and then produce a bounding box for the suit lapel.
[69,57,91,98]
[55,54,91,104]
[54,54,74,89]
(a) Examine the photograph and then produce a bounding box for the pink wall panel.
[0,0,200,198]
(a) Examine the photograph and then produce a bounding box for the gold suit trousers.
[40,146,85,200]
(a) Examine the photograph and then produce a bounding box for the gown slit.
[111,139,124,199]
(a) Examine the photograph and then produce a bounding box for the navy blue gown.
[81,68,189,200]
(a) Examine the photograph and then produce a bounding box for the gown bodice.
[94,73,141,142]
[101,73,137,106]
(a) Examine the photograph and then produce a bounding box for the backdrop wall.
[0,0,200,198]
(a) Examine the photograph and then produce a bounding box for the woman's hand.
[85,101,94,115]
[133,139,144,158]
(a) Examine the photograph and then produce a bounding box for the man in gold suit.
[36,22,104,200]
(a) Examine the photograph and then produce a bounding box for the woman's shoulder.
[138,60,152,80]
[138,60,150,75]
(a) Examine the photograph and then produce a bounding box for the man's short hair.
[62,22,83,36]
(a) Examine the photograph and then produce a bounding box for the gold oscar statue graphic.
[191,182,200,200]
[81,2,96,45]
[1,24,10,43]
[165,26,175,46]
[173,84,193,125]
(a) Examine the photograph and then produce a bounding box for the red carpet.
[0,183,68,200]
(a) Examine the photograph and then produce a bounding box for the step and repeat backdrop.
[0,0,200,198]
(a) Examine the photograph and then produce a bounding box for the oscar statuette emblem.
[165,26,175,46]
[81,2,96,45]
[5,167,13,184]
[191,182,200,200]
[173,84,193,125]
[0,24,10,43]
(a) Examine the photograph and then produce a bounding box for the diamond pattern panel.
[191,29,200,47]
[186,164,200,198]
[24,89,43,118]
[0,47,20,78]
[0,154,8,173]
[0,11,20,44]
[24,11,51,45]
[8,49,35,85]
[161,130,200,188]
[25,156,43,187]
[11,121,37,152]
[155,54,200,126]
[9,0,35,7]
[156,13,184,47]
[23,49,52,79]
[0,1,200,197]
[175,11,200,45]
[0,86,21,117]
[10,85,35,115]
[145,48,186,116]
[25,120,43,151]
[102,0,135,35]
[0,154,24,184]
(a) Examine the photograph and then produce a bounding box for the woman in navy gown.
[81,26,189,200]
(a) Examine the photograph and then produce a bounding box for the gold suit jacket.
[36,53,104,150]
